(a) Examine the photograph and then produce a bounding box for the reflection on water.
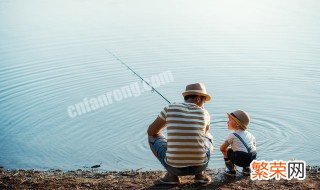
[0,0,319,170]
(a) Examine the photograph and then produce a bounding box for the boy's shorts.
[227,149,257,167]
[148,134,213,176]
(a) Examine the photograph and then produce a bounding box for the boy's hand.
[220,141,230,158]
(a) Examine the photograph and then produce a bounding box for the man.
[147,83,214,184]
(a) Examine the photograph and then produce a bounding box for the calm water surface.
[0,0,319,170]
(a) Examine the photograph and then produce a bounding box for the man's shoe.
[195,172,212,184]
[158,172,180,185]
[242,167,251,176]
[224,168,236,176]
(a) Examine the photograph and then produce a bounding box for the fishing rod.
[106,50,171,104]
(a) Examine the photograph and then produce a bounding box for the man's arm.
[147,116,166,136]
[205,124,210,134]
[204,110,210,135]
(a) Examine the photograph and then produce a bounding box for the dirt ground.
[0,166,319,190]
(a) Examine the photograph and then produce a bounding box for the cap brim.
[227,113,247,130]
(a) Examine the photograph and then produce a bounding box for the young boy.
[220,110,257,176]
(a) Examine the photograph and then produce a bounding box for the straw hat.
[182,83,211,102]
[227,110,250,130]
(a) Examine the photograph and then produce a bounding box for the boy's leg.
[224,148,236,176]
[244,152,257,175]
[226,150,257,176]
[239,151,257,176]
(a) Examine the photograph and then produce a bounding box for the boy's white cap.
[227,110,250,130]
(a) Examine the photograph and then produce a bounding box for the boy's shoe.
[242,167,251,176]
[158,172,180,185]
[224,159,236,176]
[224,168,236,176]
[195,172,212,184]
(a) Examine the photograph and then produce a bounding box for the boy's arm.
[221,134,233,158]
[220,140,230,158]
[147,116,166,136]
[220,141,229,152]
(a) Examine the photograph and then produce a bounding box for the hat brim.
[182,91,211,102]
[227,113,247,130]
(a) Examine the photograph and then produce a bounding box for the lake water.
[1,0,319,171]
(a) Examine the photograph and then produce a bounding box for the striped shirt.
[158,102,210,168]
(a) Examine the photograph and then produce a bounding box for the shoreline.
[0,167,319,189]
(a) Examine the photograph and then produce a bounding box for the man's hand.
[205,125,210,134]
[147,117,166,136]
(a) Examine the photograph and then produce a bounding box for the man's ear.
[198,96,205,103]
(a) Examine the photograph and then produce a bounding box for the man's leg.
[204,133,214,153]
[194,135,213,184]
[148,134,167,165]
[148,134,180,184]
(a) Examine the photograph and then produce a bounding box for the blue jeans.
[148,134,213,176]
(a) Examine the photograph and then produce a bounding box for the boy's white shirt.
[225,129,256,153]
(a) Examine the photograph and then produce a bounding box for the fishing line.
[106,50,171,104]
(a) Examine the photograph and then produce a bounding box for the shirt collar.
[182,102,203,109]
